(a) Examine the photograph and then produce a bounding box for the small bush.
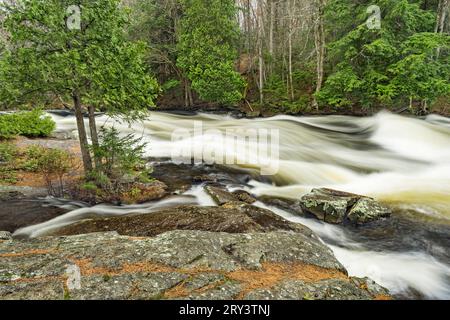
[0,110,55,139]
[0,143,17,163]
[27,146,76,197]
[92,127,149,183]
[0,143,18,184]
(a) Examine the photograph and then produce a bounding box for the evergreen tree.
[176,0,245,106]
[0,0,158,172]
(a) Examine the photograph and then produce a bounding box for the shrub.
[0,110,55,139]
[26,146,76,197]
[0,143,18,184]
[0,143,17,163]
[92,127,149,183]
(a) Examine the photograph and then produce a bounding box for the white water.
[17,110,450,299]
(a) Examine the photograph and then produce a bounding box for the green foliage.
[319,0,450,110]
[25,146,76,196]
[177,0,245,105]
[0,143,17,163]
[91,127,150,185]
[0,142,18,184]
[261,71,314,114]
[0,110,55,139]
[0,0,159,120]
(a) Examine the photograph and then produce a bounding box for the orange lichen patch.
[164,282,191,299]
[227,262,348,300]
[127,237,148,241]
[69,258,115,276]
[13,171,46,188]
[374,295,392,300]
[0,249,56,258]
[164,277,227,299]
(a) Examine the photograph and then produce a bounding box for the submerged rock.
[299,188,391,225]
[0,230,390,300]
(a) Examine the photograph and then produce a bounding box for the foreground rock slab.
[0,231,389,300]
[300,188,391,224]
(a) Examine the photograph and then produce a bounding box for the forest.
[0,0,450,303]
[1,0,449,117]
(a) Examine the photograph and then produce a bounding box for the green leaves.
[0,0,159,118]
[319,0,450,109]
[176,0,245,106]
[0,110,55,139]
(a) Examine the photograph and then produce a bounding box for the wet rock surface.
[205,185,256,205]
[299,188,391,224]
[0,231,389,300]
[51,204,313,238]
[0,198,67,233]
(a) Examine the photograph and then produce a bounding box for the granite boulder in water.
[299,188,391,224]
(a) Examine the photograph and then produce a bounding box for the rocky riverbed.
[0,166,394,300]
[0,229,389,300]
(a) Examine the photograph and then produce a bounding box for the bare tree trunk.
[258,0,264,105]
[435,0,449,58]
[268,0,275,74]
[288,0,296,101]
[73,92,93,174]
[87,105,101,169]
[312,0,326,111]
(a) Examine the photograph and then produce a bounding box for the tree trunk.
[88,105,101,169]
[73,93,93,174]
[313,0,326,111]
[435,0,449,58]
[258,0,264,105]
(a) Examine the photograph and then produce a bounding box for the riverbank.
[1,110,450,300]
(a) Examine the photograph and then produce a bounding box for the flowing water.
[14,110,450,299]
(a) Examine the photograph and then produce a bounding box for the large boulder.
[0,231,390,300]
[300,188,391,225]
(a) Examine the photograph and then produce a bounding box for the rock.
[299,188,391,225]
[0,231,12,240]
[205,185,237,205]
[258,195,305,217]
[0,191,25,201]
[347,198,391,224]
[205,185,256,206]
[0,231,390,300]
[193,175,217,183]
[232,190,256,204]
[245,278,376,300]
[50,131,76,140]
[51,204,314,238]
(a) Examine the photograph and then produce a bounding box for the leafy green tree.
[0,0,158,173]
[176,0,245,106]
[318,0,450,111]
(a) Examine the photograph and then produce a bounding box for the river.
[13,110,450,299]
